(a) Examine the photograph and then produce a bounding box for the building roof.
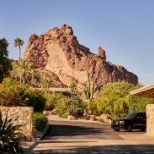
[130,84,154,98]
[35,87,71,92]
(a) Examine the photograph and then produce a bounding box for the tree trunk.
[19,46,21,60]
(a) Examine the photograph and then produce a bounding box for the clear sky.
[1,0,154,85]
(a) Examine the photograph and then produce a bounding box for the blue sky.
[1,0,154,85]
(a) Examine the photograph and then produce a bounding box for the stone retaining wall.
[146,104,154,136]
[0,107,33,135]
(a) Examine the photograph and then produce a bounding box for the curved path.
[27,118,154,154]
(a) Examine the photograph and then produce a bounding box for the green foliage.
[0,111,23,153]
[93,81,153,119]
[0,38,12,83]
[97,118,104,123]
[88,100,99,115]
[11,59,35,84]
[96,81,134,119]
[0,78,46,112]
[128,84,153,112]
[55,96,86,118]
[33,112,48,132]
[44,93,61,110]
[129,96,153,112]
[24,89,46,112]
[39,72,52,90]
[84,72,94,101]
[88,81,153,119]
[0,78,29,106]
[69,82,77,92]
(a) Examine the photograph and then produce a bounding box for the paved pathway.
[45,120,122,140]
[25,118,154,154]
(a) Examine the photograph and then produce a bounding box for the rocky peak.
[61,24,74,35]
[24,24,138,98]
[98,46,106,60]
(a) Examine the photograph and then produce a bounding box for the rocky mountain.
[24,24,138,97]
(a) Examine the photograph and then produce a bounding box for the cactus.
[84,72,95,101]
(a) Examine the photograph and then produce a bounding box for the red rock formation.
[24,24,138,97]
[98,46,106,60]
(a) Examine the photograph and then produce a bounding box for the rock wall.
[146,104,154,136]
[0,107,33,135]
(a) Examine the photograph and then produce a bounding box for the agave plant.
[0,111,24,154]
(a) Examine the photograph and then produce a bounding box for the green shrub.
[0,78,29,106]
[55,96,87,118]
[24,90,46,112]
[44,93,61,110]
[96,81,133,119]
[97,118,104,123]
[33,112,48,132]
[0,78,46,112]
[88,100,99,115]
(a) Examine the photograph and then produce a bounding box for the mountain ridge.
[23,24,138,98]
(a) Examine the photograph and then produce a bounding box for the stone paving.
[24,115,154,154]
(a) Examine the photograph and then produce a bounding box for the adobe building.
[130,84,154,136]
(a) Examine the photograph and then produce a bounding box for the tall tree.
[96,81,134,119]
[14,37,24,60]
[11,59,35,84]
[0,38,12,82]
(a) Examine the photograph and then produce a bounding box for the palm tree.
[11,59,35,84]
[14,37,24,60]
[39,72,52,91]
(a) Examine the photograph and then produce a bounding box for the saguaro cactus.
[84,72,94,101]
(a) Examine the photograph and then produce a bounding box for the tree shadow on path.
[33,144,154,154]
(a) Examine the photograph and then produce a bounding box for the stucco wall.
[0,107,33,135]
[146,104,154,136]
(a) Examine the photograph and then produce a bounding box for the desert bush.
[0,78,29,106]
[33,112,48,132]
[55,96,87,118]
[0,78,46,112]
[96,81,133,119]
[94,81,153,120]
[88,100,99,115]
[97,118,104,123]
[44,93,61,110]
[24,89,46,112]
[129,96,153,112]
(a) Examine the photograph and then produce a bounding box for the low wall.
[146,104,154,136]
[0,106,33,135]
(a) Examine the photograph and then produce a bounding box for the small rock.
[68,115,76,120]
[90,115,96,121]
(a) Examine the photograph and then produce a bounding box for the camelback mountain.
[24,24,138,97]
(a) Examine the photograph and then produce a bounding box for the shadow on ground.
[32,143,154,154]
[28,121,154,154]
[47,124,106,136]
[44,123,122,141]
